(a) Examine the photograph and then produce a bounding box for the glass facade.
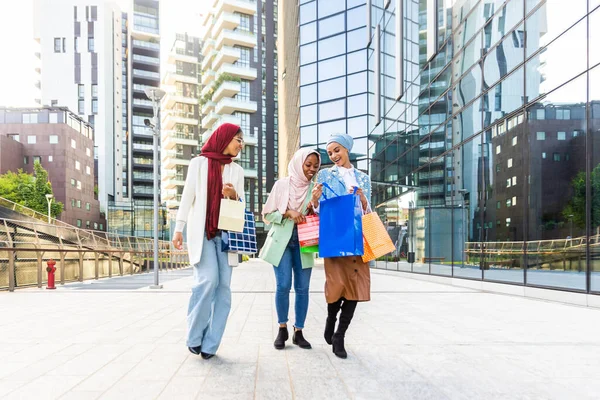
[299,0,600,293]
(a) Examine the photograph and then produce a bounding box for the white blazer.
[175,156,245,265]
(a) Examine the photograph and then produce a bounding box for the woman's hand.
[311,183,323,207]
[172,232,183,250]
[222,183,237,199]
[350,187,368,210]
[285,210,306,224]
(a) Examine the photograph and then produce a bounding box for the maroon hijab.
[201,123,240,240]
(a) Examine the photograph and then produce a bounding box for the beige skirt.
[324,256,371,303]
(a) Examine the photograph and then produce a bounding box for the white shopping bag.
[218,198,245,232]
[217,167,245,232]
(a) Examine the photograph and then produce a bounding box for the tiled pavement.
[1,259,599,399]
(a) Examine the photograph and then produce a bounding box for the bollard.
[46,259,57,290]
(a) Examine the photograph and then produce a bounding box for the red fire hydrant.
[46,259,57,290]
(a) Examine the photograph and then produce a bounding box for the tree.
[0,161,63,218]
[563,163,600,230]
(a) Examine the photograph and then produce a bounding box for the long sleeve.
[264,211,285,225]
[175,157,200,233]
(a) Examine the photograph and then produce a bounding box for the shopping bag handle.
[321,183,358,200]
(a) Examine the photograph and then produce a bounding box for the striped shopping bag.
[297,215,319,254]
[361,212,395,262]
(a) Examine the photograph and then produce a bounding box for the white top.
[174,156,245,265]
[338,166,359,190]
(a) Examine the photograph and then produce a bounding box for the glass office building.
[299,0,600,294]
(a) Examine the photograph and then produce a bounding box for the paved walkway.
[1,260,599,399]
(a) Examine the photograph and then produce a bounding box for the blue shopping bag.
[221,209,258,255]
[318,183,364,258]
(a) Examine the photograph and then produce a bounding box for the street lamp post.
[45,194,54,224]
[144,87,166,290]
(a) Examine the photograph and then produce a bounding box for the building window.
[495,145,501,155]
[78,84,85,98]
[54,38,61,52]
[508,159,513,168]
[23,156,29,165]
[49,113,58,123]
[557,131,566,141]
[506,218,511,227]
[506,199,512,207]
[86,148,91,157]
[99,223,103,230]
[88,37,95,52]
[48,155,53,162]
[27,135,36,144]
[22,113,38,124]
[553,153,561,162]
[71,199,75,207]
[536,109,545,120]
[542,152,547,159]
[74,37,80,52]
[78,100,85,114]
[496,163,501,173]
[573,130,583,137]
[71,139,77,149]
[506,179,511,188]
[77,180,82,190]
[86,165,91,175]
[92,84,98,98]
[496,201,501,209]
[512,176,517,186]
[76,161,81,170]
[512,137,517,146]
[92,99,98,114]
[86,221,90,228]
[556,109,570,120]
[77,219,82,228]
[77,200,81,208]
[536,132,546,141]
[71,178,76,186]
[49,135,58,144]
[512,196,517,206]
[94,222,98,229]
[8,134,19,142]
[86,202,91,211]
[33,156,41,164]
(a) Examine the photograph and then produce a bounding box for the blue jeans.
[187,234,232,354]
[273,227,312,329]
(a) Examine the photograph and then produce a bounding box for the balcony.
[216,29,256,50]
[162,131,198,150]
[162,173,186,189]
[201,101,216,116]
[214,0,257,16]
[217,63,257,81]
[212,46,241,71]
[200,82,215,99]
[201,40,216,57]
[164,70,198,86]
[201,112,219,129]
[243,167,258,179]
[167,48,198,64]
[212,81,241,104]
[162,150,191,169]
[166,197,181,209]
[244,133,258,146]
[211,11,240,39]
[162,92,198,109]
[201,50,217,71]
[202,114,241,141]
[162,110,198,130]
[215,97,257,115]
[201,70,216,86]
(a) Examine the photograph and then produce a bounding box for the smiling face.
[302,153,320,180]
[223,131,244,157]
[326,142,350,167]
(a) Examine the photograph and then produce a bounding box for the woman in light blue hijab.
[309,133,372,359]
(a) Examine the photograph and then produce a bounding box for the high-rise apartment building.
[160,33,202,230]
[33,0,166,239]
[200,0,278,244]
[287,0,600,294]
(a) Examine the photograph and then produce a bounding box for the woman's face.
[326,142,349,167]
[223,131,244,157]
[302,154,320,180]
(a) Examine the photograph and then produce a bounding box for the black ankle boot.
[188,345,202,355]
[332,300,357,359]
[292,329,312,349]
[274,326,289,350]
[324,299,342,345]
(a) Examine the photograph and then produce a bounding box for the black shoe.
[332,333,347,359]
[274,326,289,350]
[324,316,336,345]
[292,329,312,349]
[188,345,202,355]
[200,352,215,360]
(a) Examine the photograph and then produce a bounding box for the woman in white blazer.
[172,123,245,360]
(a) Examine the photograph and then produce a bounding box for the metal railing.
[0,218,188,291]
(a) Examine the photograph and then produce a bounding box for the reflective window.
[318,33,346,60]
[300,1,316,24]
[347,50,367,74]
[300,63,317,85]
[301,104,317,126]
[317,0,345,18]
[318,55,346,81]
[300,22,317,44]
[347,72,368,96]
[319,119,346,141]
[347,5,367,30]
[347,116,368,138]
[591,65,600,291]
[319,13,345,39]
[300,43,317,65]
[347,28,367,52]
[319,76,346,102]
[300,125,318,146]
[347,94,368,118]
[300,84,317,106]
[318,99,346,122]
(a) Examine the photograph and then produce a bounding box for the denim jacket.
[316,166,372,205]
